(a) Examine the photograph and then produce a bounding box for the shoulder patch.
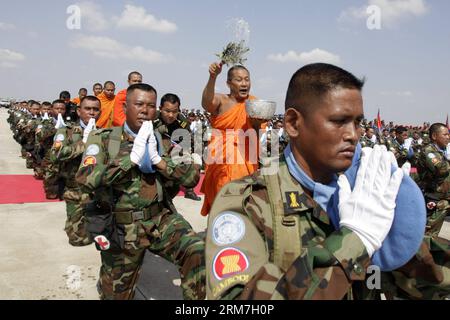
[427,153,436,159]
[212,212,246,246]
[55,133,65,142]
[82,156,97,167]
[85,144,100,156]
[212,247,249,280]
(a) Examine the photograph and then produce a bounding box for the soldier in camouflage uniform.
[154,93,202,201]
[50,96,101,246]
[385,126,412,167]
[379,123,450,300]
[206,64,404,300]
[76,84,205,300]
[36,100,67,199]
[21,102,43,170]
[360,127,376,148]
[415,123,450,236]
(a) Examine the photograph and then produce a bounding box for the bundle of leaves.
[216,40,250,66]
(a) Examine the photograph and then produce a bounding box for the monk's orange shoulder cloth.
[112,89,127,127]
[96,92,116,128]
[200,96,261,216]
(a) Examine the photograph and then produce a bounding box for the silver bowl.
[245,100,277,120]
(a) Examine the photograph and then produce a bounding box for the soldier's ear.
[123,102,128,115]
[284,107,302,139]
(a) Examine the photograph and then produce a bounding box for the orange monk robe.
[112,89,127,127]
[71,97,81,106]
[96,92,116,128]
[200,96,265,216]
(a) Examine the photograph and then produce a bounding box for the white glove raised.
[82,118,97,143]
[147,121,162,165]
[130,121,151,166]
[55,113,67,129]
[337,145,404,257]
[42,112,49,120]
[401,162,411,177]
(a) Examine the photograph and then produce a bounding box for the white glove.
[401,162,411,177]
[55,113,67,129]
[338,145,404,257]
[147,122,162,165]
[130,121,151,165]
[42,112,49,120]
[192,153,203,166]
[82,118,97,144]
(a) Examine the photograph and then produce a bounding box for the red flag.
[377,109,382,132]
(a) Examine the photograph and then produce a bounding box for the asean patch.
[82,156,97,167]
[212,247,249,280]
[286,191,301,209]
[85,144,100,156]
[94,235,110,251]
[55,133,65,142]
[53,141,62,150]
[212,212,245,246]
[431,158,439,164]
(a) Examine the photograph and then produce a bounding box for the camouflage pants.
[64,198,93,247]
[97,211,205,300]
[43,160,62,199]
[382,235,450,300]
[426,200,449,237]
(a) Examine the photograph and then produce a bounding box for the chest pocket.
[139,174,158,201]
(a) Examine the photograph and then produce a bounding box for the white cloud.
[0,22,16,30]
[76,1,109,31]
[71,35,171,64]
[0,48,25,68]
[116,4,177,33]
[267,48,341,65]
[339,0,428,27]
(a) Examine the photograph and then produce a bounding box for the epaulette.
[179,120,188,129]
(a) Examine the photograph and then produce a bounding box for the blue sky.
[0,0,449,125]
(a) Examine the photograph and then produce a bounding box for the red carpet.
[0,174,204,205]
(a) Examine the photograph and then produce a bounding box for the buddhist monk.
[96,81,116,128]
[71,88,87,106]
[200,62,265,216]
[93,83,103,97]
[111,71,143,126]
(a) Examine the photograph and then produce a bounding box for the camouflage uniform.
[153,112,192,199]
[21,116,42,171]
[14,112,32,159]
[36,118,64,199]
[416,143,450,236]
[380,143,450,300]
[385,138,409,167]
[75,127,206,300]
[205,156,371,300]
[49,124,93,246]
[359,135,375,148]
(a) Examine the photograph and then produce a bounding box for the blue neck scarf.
[79,120,87,129]
[124,122,137,138]
[284,144,338,212]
